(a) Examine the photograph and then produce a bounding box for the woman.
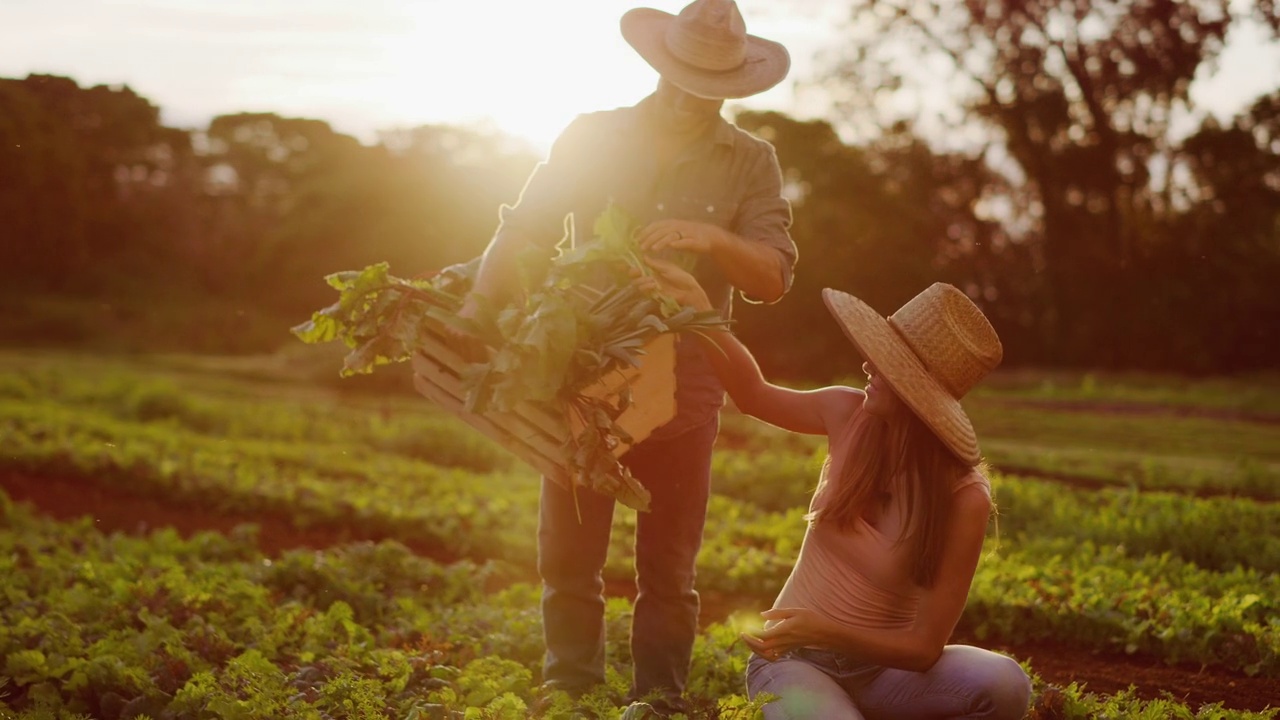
[634,258,1032,719]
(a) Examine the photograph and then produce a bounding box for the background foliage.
[2,1,1278,376]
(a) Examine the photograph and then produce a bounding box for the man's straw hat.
[822,284,1003,465]
[621,0,790,100]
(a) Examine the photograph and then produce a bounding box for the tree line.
[1,1,1277,378]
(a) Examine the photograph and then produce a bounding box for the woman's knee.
[747,656,864,720]
[976,652,1032,720]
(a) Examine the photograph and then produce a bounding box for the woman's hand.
[741,608,836,662]
[632,256,713,312]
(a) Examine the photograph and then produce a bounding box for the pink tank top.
[770,408,990,630]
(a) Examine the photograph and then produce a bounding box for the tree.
[0,74,188,291]
[194,115,539,315]
[1163,92,1280,370]
[820,0,1280,370]
[732,111,1020,380]
[195,114,365,297]
[375,124,539,272]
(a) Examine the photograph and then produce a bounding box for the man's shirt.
[497,94,797,439]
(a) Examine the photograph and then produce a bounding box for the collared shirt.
[497,94,797,438]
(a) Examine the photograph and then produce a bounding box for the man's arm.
[447,114,598,354]
[636,142,795,303]
[708,226,787,303]
[457,228,536,318]
[635,221,788,302]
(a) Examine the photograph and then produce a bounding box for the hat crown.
[888,283,1002,399]
[664,0,747,71]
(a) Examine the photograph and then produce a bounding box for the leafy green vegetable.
[291,203,729,510]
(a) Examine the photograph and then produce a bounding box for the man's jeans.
[537,416,718,703]
[746,646,1032,719]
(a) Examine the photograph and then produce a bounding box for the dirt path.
[2,473,1276,714]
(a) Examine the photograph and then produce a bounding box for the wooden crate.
[410,323,676,504]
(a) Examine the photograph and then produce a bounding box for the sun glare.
[388,2,665,152]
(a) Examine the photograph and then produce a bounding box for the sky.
[2,0,1277,153]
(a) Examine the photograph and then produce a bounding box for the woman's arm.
[698,320,861,436]
[746,484,991,671]
[636,257,859,436]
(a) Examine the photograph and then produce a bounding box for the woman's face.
[862,362,906,419]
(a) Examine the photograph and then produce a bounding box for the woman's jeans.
[538,416,718,706]
[747,645,1032,719]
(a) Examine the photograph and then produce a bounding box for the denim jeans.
[537,416,719,705]
[746,645,1032,719]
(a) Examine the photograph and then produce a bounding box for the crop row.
[719,406,1280,499]
[4,399,1277,676]
[7,354,1280,499]
[1,495,1274,720]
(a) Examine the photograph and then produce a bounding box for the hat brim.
[822,288,981,465]
[620,8,790,100]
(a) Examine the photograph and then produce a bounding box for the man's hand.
[637,219,724,256]
[638,218,787,303]
[439,296,490,363]
[633,256,713,312]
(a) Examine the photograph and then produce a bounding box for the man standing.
[453,0,796,714]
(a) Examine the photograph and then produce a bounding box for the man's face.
[653,79,725,135]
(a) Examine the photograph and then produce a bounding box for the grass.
[971,367,1280,416]
[965,399,1280,462]
[965,397,1280,497]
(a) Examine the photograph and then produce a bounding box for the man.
[452,0,796,714]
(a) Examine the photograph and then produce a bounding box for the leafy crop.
[291,204,728,510]
[3,353,1279,712]
[0,494,1274,719]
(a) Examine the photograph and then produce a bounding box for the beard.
[654,104,717,135]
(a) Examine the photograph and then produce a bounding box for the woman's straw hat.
[822,284,1003,465]
[621,0,790,100]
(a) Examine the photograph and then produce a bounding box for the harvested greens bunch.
[292,204,728,511]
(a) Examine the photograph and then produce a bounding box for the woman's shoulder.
[952,467,992,500]
[819,388,866,446]
[825,386,866,430]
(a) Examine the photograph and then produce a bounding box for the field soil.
[3,471,1276,714]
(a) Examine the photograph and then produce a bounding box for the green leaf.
[290,202,678,510]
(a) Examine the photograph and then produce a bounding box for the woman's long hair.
[808,406,977,587]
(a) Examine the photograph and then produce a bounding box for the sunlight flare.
[387,2,664,150]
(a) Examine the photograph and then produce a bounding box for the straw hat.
[621,0,790,100]
[822,284,1003,465]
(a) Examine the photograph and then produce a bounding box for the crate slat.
[567,333,676,457]
[412,371,572,486]
[410,351,569,465]
[410,326,677,495]
[416,328,567,433]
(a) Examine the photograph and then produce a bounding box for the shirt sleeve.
[734,141,797,302]
[496,113,601,248]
